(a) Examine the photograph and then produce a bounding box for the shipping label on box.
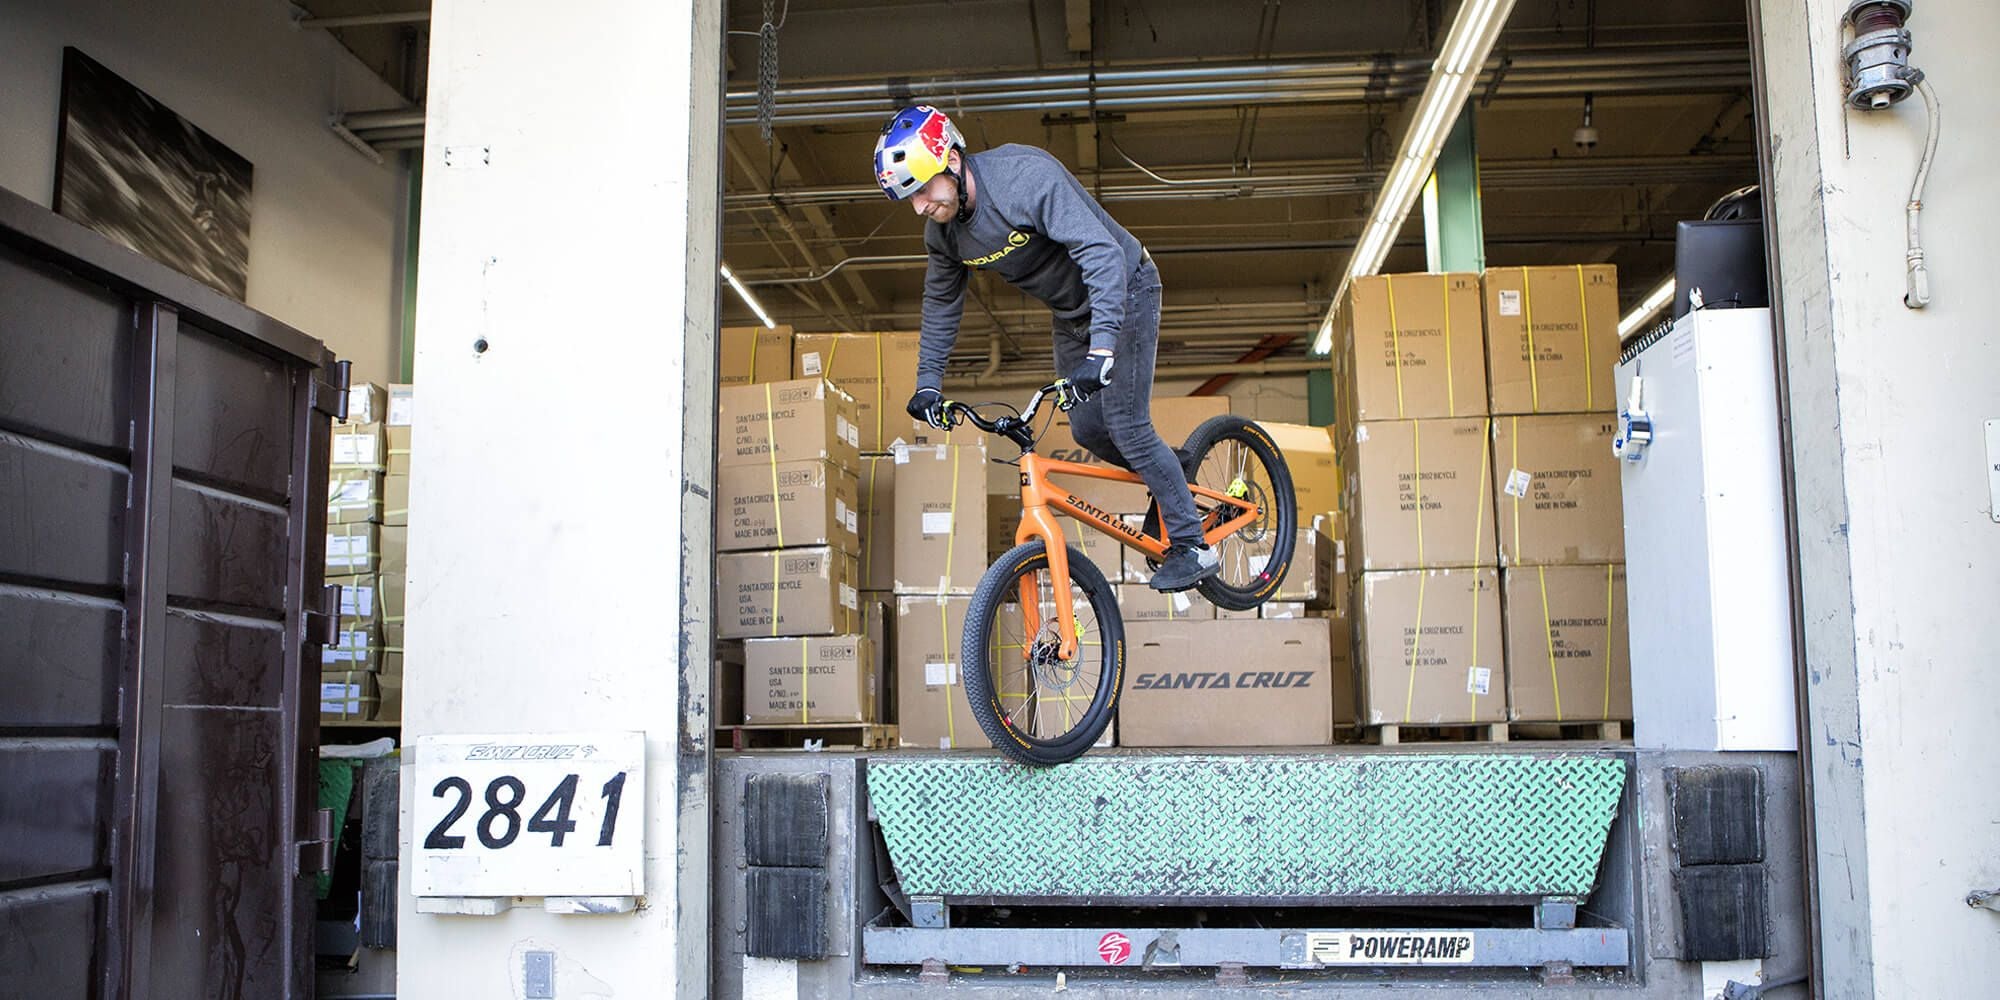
[320,671,380,721]
[322,626,385,672]
[1354,568,1504,726]
[328,574,380,625]
[326,523,381,575]
[1503,564,1630,722]
[742,635,877,724]
[331,422,386,469]
[858,456,897,591]
[892,444,987,595]
[328,470,384,525]
[716,459,862,554]
[1345,417,1497,571]
[718,377,862,472]
[895,594,992,749]
[716,546,861,639]
[1260,601,1309,619]
[1483,265,1620,415]
[1115,583,1215,621]
[1341,272,1488,421]
[1120,619,1334,747]
[720,325,794,387]
[1491,413,1624,566]
[387,383,415,427]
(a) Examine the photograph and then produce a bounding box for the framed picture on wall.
[54,47,254,300]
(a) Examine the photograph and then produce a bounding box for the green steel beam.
[1424,109,1485,274]
[1307,368,1334,426]
[399,149,422,383]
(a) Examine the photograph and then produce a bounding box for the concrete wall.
[1758,0,2000,994]
[0,0,408,384]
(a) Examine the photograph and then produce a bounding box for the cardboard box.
[346,383,388,425]
[742,634,877,724]
[1483,265,1620,415]
[1215,606,1261,620]
[1503,564,1631,722]
[858,457,897,592]
[1341,272,1489,421]
[331,422,386,470]
[1023,395,1231,513]
[1119,619,1334,747]
[895,594,991,749]
[892,444,987,594]
[379,573,406,630]
[327,523,381,576]
[718,377,861,472]
[385,425,411,476]
[322,625,386,673]
[1260,601,1308,619]
[328,470,384,525]
[379,526,408,577]
[328,574,381,627]
[716,546,860,639]
[1354,568,1505,726]
[383,473,410,527]
[1263,422,1343,521]
[387,383,415,427]
[986,493,1024,563]
[713,640,745,731]
[1344,417,1497,571]
[1119,515,1154,583]
[320,671,379,721]
[1490,413,1623,566]
[720,324,794,388]
[1271,527,1339,606]
[1330,612,1357,728]
[1115,584,1214,621]
[376,671,403,724]
[793,332,967,452]
[716,459,861,554]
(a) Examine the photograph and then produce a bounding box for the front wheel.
[961,541,1125,766]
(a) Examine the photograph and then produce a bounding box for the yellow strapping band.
[874,334,884,449]
[746,326,760,383]
[1603,563,1615,720]
[1473,416,1492,567]
[765,385,782,636]
[1442,277,1456,417]
[1386,275,1406,418]
[1576,265,1594,410]
[861,458,880,582]
[939,598,956,747]
[943,446,961,595]
[1403,570,1428,725]
[1521,267,1542,412]
[1540,565,1563,722]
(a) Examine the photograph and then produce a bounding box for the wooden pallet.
[1365,720,1629,746]
[717,723,898,751]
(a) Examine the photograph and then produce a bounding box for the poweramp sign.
[1305,931,1476,966]
[412,732,646,900]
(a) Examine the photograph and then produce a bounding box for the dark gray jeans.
[1050,260,1203,547]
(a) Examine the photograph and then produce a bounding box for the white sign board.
[412,732,645,899]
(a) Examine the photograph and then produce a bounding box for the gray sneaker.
[1150,544,1221,593]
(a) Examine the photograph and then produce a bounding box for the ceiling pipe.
[296,11,430,30]
[964,357,1326,388]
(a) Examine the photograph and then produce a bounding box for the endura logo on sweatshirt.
[963,229,1030,267]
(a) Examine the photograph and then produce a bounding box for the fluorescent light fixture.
[1312,316,1335,356]
[1311,0,1517,354]
[1619,277,1676,337]
[719,263,776,330]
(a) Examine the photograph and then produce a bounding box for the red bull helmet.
[873,105,965,200]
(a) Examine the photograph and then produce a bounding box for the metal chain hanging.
[756,0,779,142]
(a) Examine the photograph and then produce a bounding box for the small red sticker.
[1098,931,1132,965]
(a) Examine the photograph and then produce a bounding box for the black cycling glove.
[906,387,949,429]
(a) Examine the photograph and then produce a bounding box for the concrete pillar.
[1422,109,1485,274]
[1757,0,2000,994]
[396,0,719,995]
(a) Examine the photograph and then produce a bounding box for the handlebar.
[939,382,1071,451]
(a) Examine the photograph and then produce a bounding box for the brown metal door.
[0,187,340,999]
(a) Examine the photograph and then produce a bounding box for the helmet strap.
[944,153,973,223]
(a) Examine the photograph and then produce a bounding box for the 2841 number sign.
[423,771,627,851]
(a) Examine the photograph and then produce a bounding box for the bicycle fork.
[1014,500,1080,662]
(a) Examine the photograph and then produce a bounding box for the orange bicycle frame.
[1013,452,1264,660]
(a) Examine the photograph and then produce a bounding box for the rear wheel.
[961,541,1125,766]
[1177,416,1297,611]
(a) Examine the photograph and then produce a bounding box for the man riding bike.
[874,104,1220,592]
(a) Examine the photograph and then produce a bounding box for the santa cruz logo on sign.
[1097,931,1132,965]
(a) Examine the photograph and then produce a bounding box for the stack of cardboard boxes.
[322,382,412,724]
[714,365,881,729]
[1333,267,1629,733]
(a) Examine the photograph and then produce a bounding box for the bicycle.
[940,381,1298,766]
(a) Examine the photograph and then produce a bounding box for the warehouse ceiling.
[303,0,1761,378]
